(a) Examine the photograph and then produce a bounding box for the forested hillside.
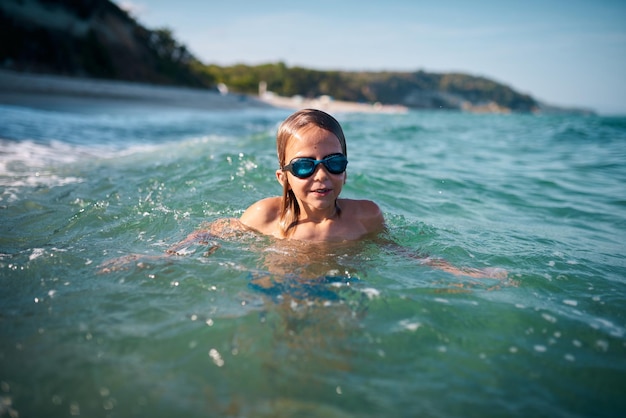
[1,0,550,112]
[0,0,208,87]
[196,63,538,112]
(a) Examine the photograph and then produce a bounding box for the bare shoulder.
[240,197,281,232]
[340,198,385,233]
[340,198,382,216]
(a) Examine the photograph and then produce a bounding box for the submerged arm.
[99,218,249,273]
[421,257,507,279]
[167,217,251,255]
[381,239,507,279]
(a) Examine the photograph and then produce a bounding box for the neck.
[301,200,340,223]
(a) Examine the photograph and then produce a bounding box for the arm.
[166,229,220,256]
[166,218,251,255]
[380,240,507,279]
[99,218,248,273]
[421,257,507,279]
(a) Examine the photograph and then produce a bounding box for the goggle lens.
[283,154,348,179]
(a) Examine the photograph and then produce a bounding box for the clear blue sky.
[116,0,626,114]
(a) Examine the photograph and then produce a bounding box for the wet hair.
[276,109,347,237]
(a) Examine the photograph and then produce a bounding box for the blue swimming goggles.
[282,154,348,179]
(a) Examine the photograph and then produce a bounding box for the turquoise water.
[1,96,625,417]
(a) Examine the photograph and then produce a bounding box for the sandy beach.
[0,69,272,112]
[259,92,408,114]
[0,69,407,114]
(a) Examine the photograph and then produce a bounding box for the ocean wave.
[0,138,90,189]
[0,135,233,199]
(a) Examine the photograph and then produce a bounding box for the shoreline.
[0,69,407,114]
[0,69,271,112]
[258,92,408,114]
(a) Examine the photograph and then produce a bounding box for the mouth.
[312,188,332,195]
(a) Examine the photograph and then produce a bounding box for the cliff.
[0,0,209,87]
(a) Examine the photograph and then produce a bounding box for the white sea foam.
[0,135,215,201]
[28,248,45,261]
[359,287,380,299]
[0,139,90,196]
[398,319,422,332]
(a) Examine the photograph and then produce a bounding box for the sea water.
[1,94,625,417]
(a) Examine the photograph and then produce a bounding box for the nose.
[311,162,330,180]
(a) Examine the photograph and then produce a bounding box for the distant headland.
[0,0,594,115]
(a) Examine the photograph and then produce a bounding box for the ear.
[276,169,289,189]
[343,172,347,184]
